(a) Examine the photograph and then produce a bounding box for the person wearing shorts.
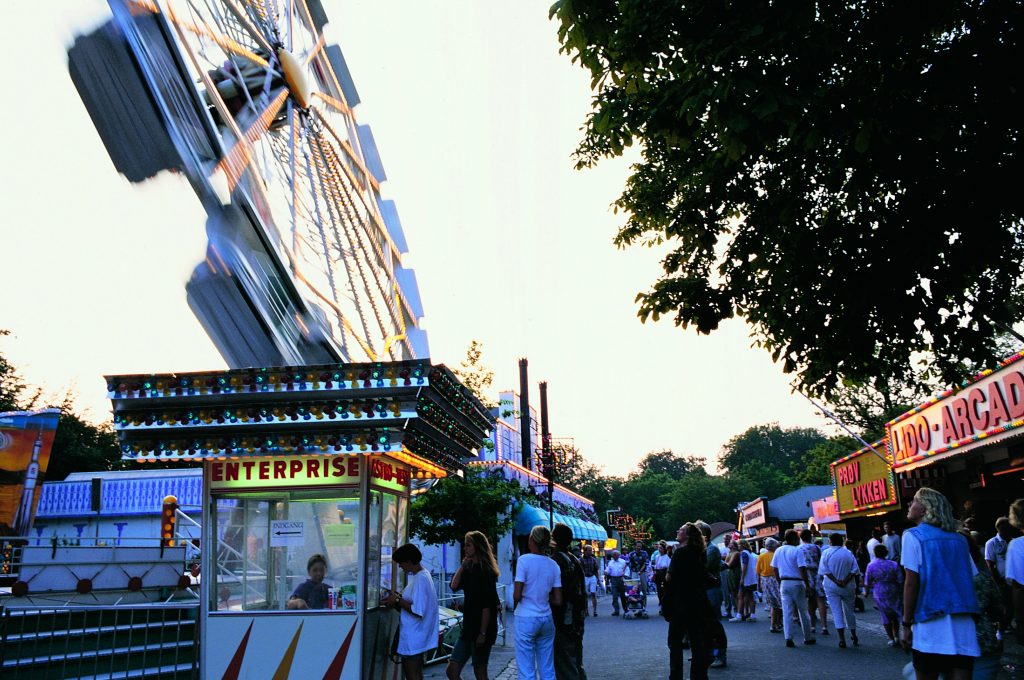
[580,544,599,617]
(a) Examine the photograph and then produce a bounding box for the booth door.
[363,490,408,680]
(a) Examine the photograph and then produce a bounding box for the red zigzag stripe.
[221,621,254,680]
[322,618,359,680]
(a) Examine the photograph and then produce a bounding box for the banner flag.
[0,409,61,536]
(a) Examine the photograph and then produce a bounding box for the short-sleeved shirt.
[902,530,980,656]
[290,578,329,609]
[984,534,1009,578]
[798,542,821,573]
[399,568,440,656]
[771,544,806,579]
[1006,536,1024,586]
[756,550,774,578]
[580,554,599,577]
[453,563,500,644]
[656,552,672,570]
[740,551,758,587]
[819,546,859,583]
[883,532,902,562]
[604,557,627,578]
[515,553,561,617]
[627,549,650,575]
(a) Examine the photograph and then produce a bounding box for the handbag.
[388,623,402,664]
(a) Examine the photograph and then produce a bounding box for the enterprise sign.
[209,454,409,492]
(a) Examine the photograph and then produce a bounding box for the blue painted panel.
[356,125,386,183]
[378,199,408,253]
[324,44,360,107]
[36,474,203,518]
[395,267,425,319]
[407,327,430,360]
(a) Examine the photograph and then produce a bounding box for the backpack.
[553,550,587,628]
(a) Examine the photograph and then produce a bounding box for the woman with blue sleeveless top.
[900,487,980,680]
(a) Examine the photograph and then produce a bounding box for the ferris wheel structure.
[69,0,429,368]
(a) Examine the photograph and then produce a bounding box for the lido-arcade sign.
[887,351,1024,470]
[831,440,898,517]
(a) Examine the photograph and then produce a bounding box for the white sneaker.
[747,615,757,622]
[728,617,743,622]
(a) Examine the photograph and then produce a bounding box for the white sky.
[0,1,830,477]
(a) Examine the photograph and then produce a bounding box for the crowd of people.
[368,487,1023,680]
[656,490,1024,680]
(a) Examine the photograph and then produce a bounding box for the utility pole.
[540,381,553,529]
[518,359,532,470]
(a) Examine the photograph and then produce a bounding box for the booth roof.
[105,361,492,475]
[768,485,834,522]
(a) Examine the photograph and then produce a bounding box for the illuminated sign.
[830,441,898,516]
[887,352,1024,470]
[740,497,768,529]
[811,496,840,524]
[209,454,409,491]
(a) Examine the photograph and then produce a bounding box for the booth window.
[211,490,361,612]
[365,490,407,609]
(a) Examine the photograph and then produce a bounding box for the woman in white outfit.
[513,525,563,680]
[820,532,860,648]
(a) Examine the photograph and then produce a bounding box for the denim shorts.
[451,636,493,668]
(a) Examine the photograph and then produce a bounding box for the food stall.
[106,360,490,679]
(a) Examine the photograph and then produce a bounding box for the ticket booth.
[106,361,490,679]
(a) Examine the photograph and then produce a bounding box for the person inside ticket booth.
[287,553,331,610]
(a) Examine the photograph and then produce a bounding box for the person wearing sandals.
[864,543,904,647]
[757,538,783,633]
[820,533,860,648]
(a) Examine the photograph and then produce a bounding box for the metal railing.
[424,584,508,666]
[0,602,199,679]
[174,509,270,608]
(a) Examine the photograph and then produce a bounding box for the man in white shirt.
[866,528,883,561]
[604,550,628,616]
[771,529,816,647]
[819,534,861,647]
[883,521,901,564]
[985,517,1012,580]
[986,516,1014,632]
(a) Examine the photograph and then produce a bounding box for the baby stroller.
[622,580,649,619]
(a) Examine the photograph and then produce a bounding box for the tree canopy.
[409,467,528,551]
[633,449,705,479]
[718,423,826,476]
[551,0,1024,396]
[451,340,497,409]
[1,331,123,481]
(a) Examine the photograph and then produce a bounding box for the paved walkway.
[427,594,1023,679]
